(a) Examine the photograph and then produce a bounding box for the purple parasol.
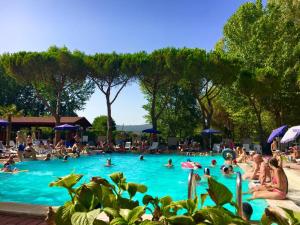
[267,125,288,143]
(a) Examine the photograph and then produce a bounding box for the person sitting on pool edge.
[243,154,264,180]
[250,157,288,200]
[165,159,173,167]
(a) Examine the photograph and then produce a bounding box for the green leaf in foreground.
[207,177,232,206]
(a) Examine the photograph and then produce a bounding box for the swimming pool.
[0,154,267,220]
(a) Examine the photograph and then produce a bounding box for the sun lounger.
[125,142,131,151]
[148,142,159,152]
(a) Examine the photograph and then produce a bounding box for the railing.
[236,171,242,217]
[188,169,195,199]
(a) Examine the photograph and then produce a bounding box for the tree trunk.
[151,89,157,130]
[54,115,61,145]
[249,98,265,145]
[106,94,113,146]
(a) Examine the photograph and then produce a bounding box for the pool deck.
[1,156,300,224]
[239,162,300,214]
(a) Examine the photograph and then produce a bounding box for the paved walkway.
[0,214,47,225]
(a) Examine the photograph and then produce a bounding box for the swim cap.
[204,168,210,175]
[211,159,217,164]
[233,159,237,164]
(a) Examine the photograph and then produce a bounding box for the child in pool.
[105,158,113,167]
[165,159,173,167]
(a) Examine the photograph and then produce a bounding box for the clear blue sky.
[0,0,260,125]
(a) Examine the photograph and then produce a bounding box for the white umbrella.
[280,126,300,143]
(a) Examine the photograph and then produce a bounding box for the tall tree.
[1,46,93,143]
[139,48,179,131]
[223,0,300,129]
[87,52,135,145]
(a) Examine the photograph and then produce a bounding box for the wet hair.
[168,159,172,163]
[140,155,144,160]
[228,165,233,171]
[63,155,69,160]
[242,202,253,220]
[269,157,279,168]
[223,167,229,173]
[204,168,210,176]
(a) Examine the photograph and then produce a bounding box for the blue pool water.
[0,154,267,220]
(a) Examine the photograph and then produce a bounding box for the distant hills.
[116,124,151,132]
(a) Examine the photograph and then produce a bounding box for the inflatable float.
[222,148,236,160]
[181,162,202,169]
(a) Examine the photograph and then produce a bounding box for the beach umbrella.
[267,125,288,143]
[201,129,221,150]
[0,119,9,127]
[142,128,161,134]
[54,124,80,131]
[280,125,300,143]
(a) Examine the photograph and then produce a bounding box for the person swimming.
[222,166,230,175]
[204,167,211,178]
[2,162,18,173]
[44,153,51,161]
[211,159,217,167]
[228,165,234,174]
[63,155,69,162]
[139,155,144,160]
[165,158,173,167]
[105,158,112,167]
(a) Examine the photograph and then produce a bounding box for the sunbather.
[243,154,263,180]
[250,157,288,200]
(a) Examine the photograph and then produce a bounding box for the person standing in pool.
[165,159,173,167]
[16,131,25,162]
[105,158,112,167]
[139,155,144,160]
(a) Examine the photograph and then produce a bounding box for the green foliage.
[92,115,116,137]
[222,0,300,143]
[1,46,94,124]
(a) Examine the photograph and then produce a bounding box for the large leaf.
[110,172,125,186]
[200,194,208,207]
[71,209,101,225]
[142,195,154,205]
[136,184,147,193]
[103,207,120,218]
[75,184,100,211]
[140,220,162,225]
[127,206,145,224]
[159,196,172,207]
[126,183,138,199]
[110,217,127,225]
[117,197,139,210]
[281,207,300,224]
[55,201,75,225]
[167,215,195,225]
[207,177,232,206]
[49,173,83,189]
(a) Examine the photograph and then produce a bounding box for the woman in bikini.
[251,157,288,200]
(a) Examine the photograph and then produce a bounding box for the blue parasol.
[267,125,288,143]
[0,119,9,127]
[201,129,221,150]
[142,128,161,134]
[54,124,80,131]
